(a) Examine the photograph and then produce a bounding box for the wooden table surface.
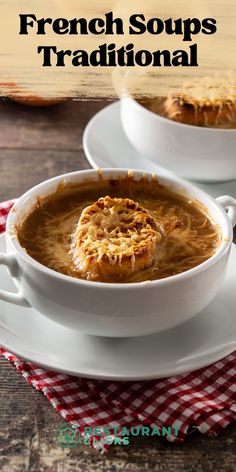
[0,99,235,472]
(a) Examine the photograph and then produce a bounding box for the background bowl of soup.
[1,169,236,337]
[121,97,236,182]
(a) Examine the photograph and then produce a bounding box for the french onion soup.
[17,175,221,283]
[140,77,236,128]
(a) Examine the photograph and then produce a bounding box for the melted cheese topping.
[140,74,236,128]
[179,75,236,106]
[162,75,236,127]
[71,196,162,280]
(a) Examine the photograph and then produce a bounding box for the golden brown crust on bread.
[163,95,236,127]
[71,196,162,281]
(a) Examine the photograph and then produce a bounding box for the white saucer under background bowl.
[0,232,235,380]
[83,101,236,199]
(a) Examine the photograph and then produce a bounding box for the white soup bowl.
[121,97,236,182]
[0,168,236,337]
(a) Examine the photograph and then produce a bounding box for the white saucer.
[83,101,236,199]
[0,233,236,380]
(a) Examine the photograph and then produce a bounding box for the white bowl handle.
[0,253,30,306]
[216,195,236,228]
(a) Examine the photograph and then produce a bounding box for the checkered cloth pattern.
[0,200,235,450]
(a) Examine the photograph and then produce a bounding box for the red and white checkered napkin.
[0,200,236,449]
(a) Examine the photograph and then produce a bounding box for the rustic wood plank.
[0,148,90,201]
[0,100,108,151]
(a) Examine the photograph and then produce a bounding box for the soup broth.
[17,176,221,283]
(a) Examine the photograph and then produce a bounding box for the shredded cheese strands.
[179,75,236,107]
[163,75,236,127]
[70,196,163,281]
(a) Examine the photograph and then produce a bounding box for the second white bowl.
[121,98,236,183]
